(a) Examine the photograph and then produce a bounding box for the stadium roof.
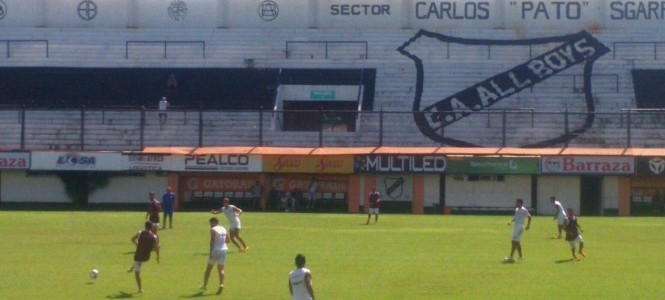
[140,147,665,156]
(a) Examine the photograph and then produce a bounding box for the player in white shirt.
[200,217,229,295]
[550,196,568,239]
[504,198,532,263]
[289,254,314,300]
[211,198,249,252]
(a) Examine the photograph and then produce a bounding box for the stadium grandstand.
[1,0,665,217]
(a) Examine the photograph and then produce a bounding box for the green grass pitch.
[1,211,664,299]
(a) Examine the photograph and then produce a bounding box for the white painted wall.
[602,176,620,211]
[2,0,662,30]
[423,174,439,208]
[44,0,130,28]
[88,173,168,203]
[227,0,309,28]
[1,171,69,203]
[445,175,531,208]
[135,0,218,28]
[537,176,580,216]
[0,0,42,27]
[0,171,168,203]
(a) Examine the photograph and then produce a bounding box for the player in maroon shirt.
[365,186,381,225]
[565,208,586,260]
[146,192,162,230]
[129,221,160,293]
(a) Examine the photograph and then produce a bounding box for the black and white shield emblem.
[397,30,610,147]
[383,177,404,200]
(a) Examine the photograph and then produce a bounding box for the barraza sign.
[541,156,634,175]
[0,152,30,169]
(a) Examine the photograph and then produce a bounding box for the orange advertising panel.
[262,155,353,174]
[270,175,348,193]
[183,176,257,193]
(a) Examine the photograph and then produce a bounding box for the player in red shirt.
[129,221,160,293]
[365,186,381,225]
[146,192,162,231]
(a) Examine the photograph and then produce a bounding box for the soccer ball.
[89,269,100,280]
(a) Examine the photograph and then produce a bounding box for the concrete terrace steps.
[1,27,664,148]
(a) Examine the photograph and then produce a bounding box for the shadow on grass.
[180,291,217,298]
[122,251,134,255]
[545,237,562,240]
[555,258,577,264]
[106,291,136,298]
[194,251,245,256]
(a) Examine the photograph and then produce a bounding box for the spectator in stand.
[269,186,280,211]
[158,97,169,130]
[307,179,318,209]
[280,191,289,212]
[166,73,178,103]
[251,180,262,210]
[291,187,303,211]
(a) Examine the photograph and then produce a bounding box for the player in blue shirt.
[161,187,176,229]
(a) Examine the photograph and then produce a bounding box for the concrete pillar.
[412,175,424,214]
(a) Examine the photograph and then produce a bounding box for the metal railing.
[0,39,49,58]
[125,40,206,59]
[285,41,368,59]
[3,107,665,151]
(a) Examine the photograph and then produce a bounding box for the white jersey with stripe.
[554,201,567,218]
[289,267,312,300]
[211,225,228,251]
[221,205,241,228]
[513,206,531,228]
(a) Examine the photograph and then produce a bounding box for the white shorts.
[557,215,567,225]
[208,248,228,266]
[368,208,379,215]
[568,235,584,248]
[512,226,524,242]
[229,223,241,232]
[133,261,145,272]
